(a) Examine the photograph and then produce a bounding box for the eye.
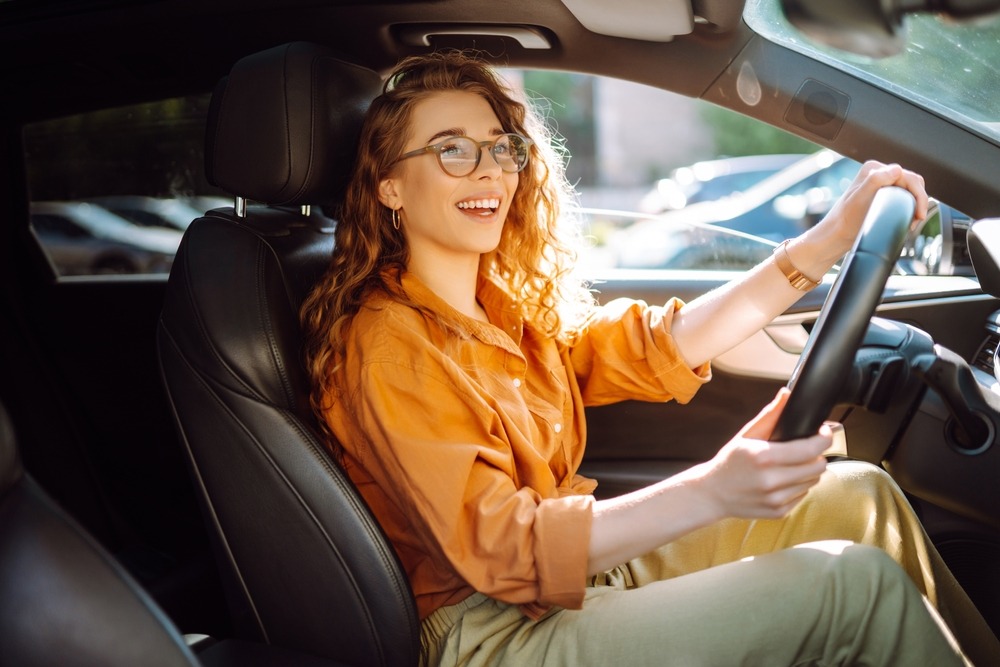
[437,137,475,159]
[439,141,463,157]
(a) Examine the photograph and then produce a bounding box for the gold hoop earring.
[391,208,401,231]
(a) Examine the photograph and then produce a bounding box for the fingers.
[760,434,830,466]
[858,160,929,222]
[745,445,828,517]
[712,391,833,519]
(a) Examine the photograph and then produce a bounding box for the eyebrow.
[424,126,505,144]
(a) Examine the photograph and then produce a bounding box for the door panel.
[8,277,227,635]
[580,272,996,499]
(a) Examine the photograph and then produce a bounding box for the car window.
[21,77,974,281]
[31,213,90,240]
[512,71,976,280]
[746,0,1000,145]
[23,94,224,277]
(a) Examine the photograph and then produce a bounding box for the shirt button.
[554,423,563,433]
[512,378,522,388]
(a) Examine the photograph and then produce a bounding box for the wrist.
[773,240,820,291]
[677,462,729,524]
[784,225,849,280]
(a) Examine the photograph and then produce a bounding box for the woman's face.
[378,90,519,271]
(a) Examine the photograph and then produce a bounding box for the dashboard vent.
[973,331,1000,374]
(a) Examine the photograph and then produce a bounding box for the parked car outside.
[576,207,773,272]
[183,195,233,214]
[639,153,807,213]
[613,150,861,268]
[578,197,973,277]
[86,195,206,231]
[30,201,180,275]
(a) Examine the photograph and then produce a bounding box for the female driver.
[302,51,999,665]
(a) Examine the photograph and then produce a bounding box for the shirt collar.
[393,269,525,351]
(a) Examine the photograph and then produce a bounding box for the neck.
[407,253,487,322]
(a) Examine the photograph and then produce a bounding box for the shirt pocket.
[521,362,572,462]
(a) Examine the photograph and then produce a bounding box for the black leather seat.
[157,42,420,667]
[0,400,202,667]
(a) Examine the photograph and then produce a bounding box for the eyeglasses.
[393,133,533,177]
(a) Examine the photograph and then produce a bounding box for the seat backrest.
[0,401,201,667]
[157,42,420,667]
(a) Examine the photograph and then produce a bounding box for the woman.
[301,51,998,665]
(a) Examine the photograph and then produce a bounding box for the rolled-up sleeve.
[569,296,711,406]
[533,494,593,608]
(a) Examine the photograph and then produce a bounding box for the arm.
[670,161,929,369]
[587,389,830,573]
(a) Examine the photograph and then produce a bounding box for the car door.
[571,194,992,501]
[9,92,231,636]
[518,63,999,501]
[578,265,994,499]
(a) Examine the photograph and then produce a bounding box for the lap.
[426,542,959,666]
[624,459,918,587]
[421,462,966,666]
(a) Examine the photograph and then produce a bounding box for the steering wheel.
[770,186,916,442]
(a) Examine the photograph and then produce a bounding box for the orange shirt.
[321,270,710,620]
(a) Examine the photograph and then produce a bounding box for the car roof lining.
[0,0,751,124]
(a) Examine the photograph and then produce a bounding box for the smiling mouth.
[457,198,500,215]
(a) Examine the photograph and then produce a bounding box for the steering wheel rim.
[770,186,916,442]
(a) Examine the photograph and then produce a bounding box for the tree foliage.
[700,104,819,158]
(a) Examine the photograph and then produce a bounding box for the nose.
[473,143,503,178]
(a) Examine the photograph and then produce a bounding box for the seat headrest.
[0,401,23,496]
[206,41,382,208]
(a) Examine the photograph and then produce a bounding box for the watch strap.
[773,240,820,291]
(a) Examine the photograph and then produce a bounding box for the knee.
[811,542,913,599]
[830,542,901,573]
[824,460,896,492]
[808,461,906,511]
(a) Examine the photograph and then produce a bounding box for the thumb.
[740,388,790,440]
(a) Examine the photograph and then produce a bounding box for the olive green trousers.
[421,462,999,666]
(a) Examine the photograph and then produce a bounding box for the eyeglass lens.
[439,134,529,176]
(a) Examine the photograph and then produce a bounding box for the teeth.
[457,198,500,210]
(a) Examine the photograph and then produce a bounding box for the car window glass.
[746,0,1000,145]
[31,213,90,239]
[23,93,224,277]
[510,70,976,280]
[21,78,974,281]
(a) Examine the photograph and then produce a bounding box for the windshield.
[745,0,1000,145]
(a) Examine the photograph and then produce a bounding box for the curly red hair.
[300,50,594,454]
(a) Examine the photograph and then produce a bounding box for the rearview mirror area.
[781,0,1000,58]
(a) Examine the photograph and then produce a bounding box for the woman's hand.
[588,390,833,573]
[698,390,830,520]
[803,161,930,267]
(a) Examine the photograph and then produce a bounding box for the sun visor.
[560,0,693,41]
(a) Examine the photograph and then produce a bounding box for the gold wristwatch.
[773,240,820,291]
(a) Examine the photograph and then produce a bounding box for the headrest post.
[301,205,311,217]
[235,196,247,218]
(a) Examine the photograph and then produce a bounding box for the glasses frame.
[393,133,533,177]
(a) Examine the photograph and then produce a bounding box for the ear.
[378,177,401,210]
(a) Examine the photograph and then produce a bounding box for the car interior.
[1,0,999,665]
